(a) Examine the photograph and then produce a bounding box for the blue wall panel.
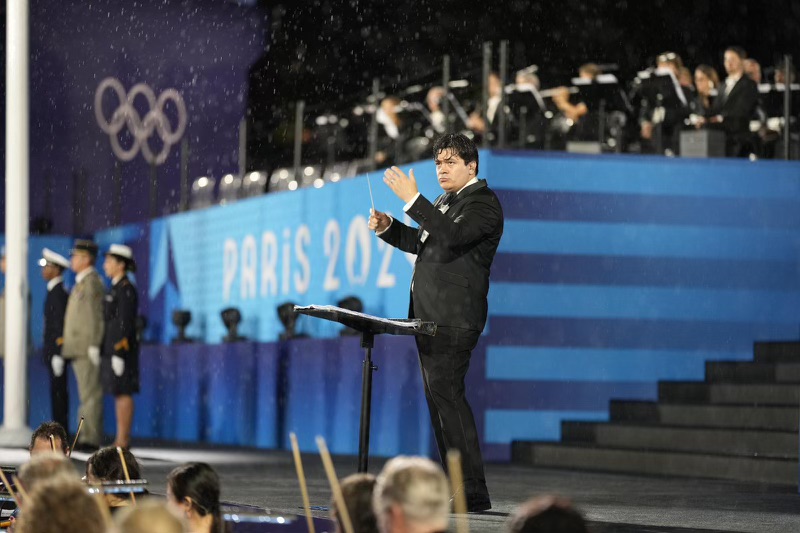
[10,151,800,462]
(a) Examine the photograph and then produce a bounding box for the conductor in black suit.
[41,248,71,430]
[698,46,759,157]
[369,133,503,513]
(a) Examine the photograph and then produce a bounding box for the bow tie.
[440,193,455,206]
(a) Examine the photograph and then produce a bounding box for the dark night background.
[0,0,796,231]
[247,0,800,168]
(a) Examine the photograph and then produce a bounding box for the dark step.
[754,341,800,363]
[658,382,800,405]
[512,442,797,485]
[561,422,798,458]
[610,400,799,432]
[705,361,800,383]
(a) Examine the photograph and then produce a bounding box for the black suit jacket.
[43,280,69,364]
[102,276,139,359]
[712,75,759,142]
[379,180,504,331]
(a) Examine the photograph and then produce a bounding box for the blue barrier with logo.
[13,151,800,461]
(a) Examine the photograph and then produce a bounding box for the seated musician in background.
[760,59,798,158]
[332,473,378,533]
[375,96,411,167]
[511,70,547,148]
[425,86,448,135]
[640,52,690,155]
[550,63,601,143]
[467,71,503,143]
[774,59,797,84]
[744,58,762,84]
[507,495,589,533]
[166,462,224,533]
[29,421,69,456]
[86,446,143,513]
[691,65,721,119]
[372,456,450,533]
[696,46,759,157]
[678,66,695,91]
[551,63,598,123]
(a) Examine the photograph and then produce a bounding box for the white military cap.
[105,243,137,272]
[42,248,70,269]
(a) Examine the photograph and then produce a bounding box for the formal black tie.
[441,193,455,207]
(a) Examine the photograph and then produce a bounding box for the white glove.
[111,355,125,377]
[51,355,65,377]
[87,346,101,367]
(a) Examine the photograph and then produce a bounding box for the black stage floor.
[6,445,799,532]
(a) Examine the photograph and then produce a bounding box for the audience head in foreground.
[167,462,223,533]
[15,476,107,533]
[373,456,450,533]
[507,495,588,533]
[332,473,379,533]
[17,452,78,496]
[113,499,188,533]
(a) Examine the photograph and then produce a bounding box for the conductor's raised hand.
[368,209,391,233]
[383,166,418,203]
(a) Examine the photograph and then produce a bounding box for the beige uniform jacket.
[61,270,105,359]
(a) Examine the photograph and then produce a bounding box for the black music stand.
[294,305,436,472]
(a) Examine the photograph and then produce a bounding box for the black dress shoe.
[450,494,492,514]
[466,496,492,513]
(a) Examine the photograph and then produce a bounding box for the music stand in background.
[294,305,436,472]
[572,74,633,151]
[636,68,688,153]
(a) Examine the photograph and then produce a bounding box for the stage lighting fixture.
[277,302,300,341]
[218,173,242,205]
[337,296,364,336]
[242,171,268,198]
[172,309,193,344]
[221,307,246,343]
[190,175,216,210]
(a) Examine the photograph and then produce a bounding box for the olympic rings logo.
[94,77,188,166]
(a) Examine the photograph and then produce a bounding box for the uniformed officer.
[101,244,139,449]
[61,239,105,451]
[40,248,71,430]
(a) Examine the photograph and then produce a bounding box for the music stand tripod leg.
[358,331,376,473]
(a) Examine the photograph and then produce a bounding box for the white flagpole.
[0,0,32,445]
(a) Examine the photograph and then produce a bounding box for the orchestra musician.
[166,463,224,533]
[85,446,143,513]
[375,96,412,167]
[551,63,599,128]
[466,72,503,143]
[696,46,760,157]
[639,52,690,155]
[691,65,721,119]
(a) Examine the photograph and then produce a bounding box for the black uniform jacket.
[102,276,139,359]
[43,280,69,364]
[379,179,504,331]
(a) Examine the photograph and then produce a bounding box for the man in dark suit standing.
[40,248,71,430]
[699,46,759,157]
[369,133,503,513]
